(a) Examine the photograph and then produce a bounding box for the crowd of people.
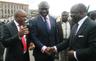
[0,1,96,61]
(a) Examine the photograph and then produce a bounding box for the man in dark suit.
[48,3,96,61]
[1,10,34,61]
[29,1,58,61]
[0,23,4,61]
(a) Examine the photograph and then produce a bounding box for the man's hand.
[44,47,56,55]
[28,42,35,50]
[18,25,29,37]
[44,47,51,55]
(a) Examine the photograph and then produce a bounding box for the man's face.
[39,8,49,17]
[62,14,68,22]
[70,9,81,23]
[16,12,27,25]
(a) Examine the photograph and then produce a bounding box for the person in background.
[57,11,71,61]
[87,10,96,21]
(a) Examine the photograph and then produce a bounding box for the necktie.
[71,23,78,35]
[44,17,50,32]
[21,35,27,53]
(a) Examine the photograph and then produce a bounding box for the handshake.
[42,46,75,59]
[42,47,57,55]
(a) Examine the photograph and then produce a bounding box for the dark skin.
[67,4,87,59]
[15,11,27,25]
[88,11,96,20]
[15,10,35,50]
[38,3,50,54]
[15,10,29,37]
[70,4,86,23]
[46,4,87,59]
[61,11,69,22]
[39,8,49,18]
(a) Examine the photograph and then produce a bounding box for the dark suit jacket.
[0,23,4,61]
[29,15,58,57]
[57,17,96,61]
[1,21,30,61]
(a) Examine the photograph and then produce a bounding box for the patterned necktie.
[71,23,78,35]
[21,35,27,53]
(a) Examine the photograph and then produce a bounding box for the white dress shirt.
[61,21,70,39]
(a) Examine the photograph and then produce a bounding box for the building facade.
[0,1,29,19]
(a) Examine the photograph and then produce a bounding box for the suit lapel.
[49,16,55,32]
[8,21,18,36]
[59,22,63,38]
[76,18,88,35]
[37,16,48,33]
[11,21,18,34]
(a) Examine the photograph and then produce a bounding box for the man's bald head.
[38,1,49,9]
[71,3,87,14]
[70,3,87,23]
[62,11,69,16]
[14,9,27,18]
[38,1,49,17]
[14,9,27,25]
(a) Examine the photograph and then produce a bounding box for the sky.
[1,0,96,16]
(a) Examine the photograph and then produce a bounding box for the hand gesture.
[18,25,29,37]
[28,42,35,50]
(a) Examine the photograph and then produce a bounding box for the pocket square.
[78,35,84,37]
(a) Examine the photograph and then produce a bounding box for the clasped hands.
[43,47,56,55]
[43,47,74,59]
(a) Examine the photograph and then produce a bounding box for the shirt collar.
[14,20,19,26]
[78,16,88,25]
[40,15,49,22]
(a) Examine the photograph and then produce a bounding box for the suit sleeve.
[76,26,96,60]
[1,24,20,47]
[56,39,69,52]
[29,20,44,49]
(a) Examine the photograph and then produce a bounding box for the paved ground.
[29,50,59,61]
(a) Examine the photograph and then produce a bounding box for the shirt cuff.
[41,46,47,53]
[74,51,78,61]
[53,46,57,52]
